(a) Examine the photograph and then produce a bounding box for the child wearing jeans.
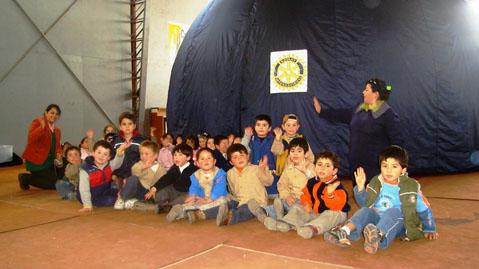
[215,144,273,226]
[324,145,438,254]
[166,148,229,223]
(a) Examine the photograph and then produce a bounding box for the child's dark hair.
[196,147,215,160]
[93,140,114,154]
[288,137,309,153]
[162,133,174,140]
[186,135,199,149]
[65,146,81,157]
[254,114,272,127]
[227,143,248,161]
[46,104,61,116]
[103,124,116,135]
[366,78,390,101]
[214,135,228,146]
[140,140,160,154]
[173,144,193,158]
[79,136,88,147]
[379,145,408,168]
[315,151,340,169]
[118,111,136,124]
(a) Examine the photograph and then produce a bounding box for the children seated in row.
[215,144,273,226]
[157,133,175,170]
[55,146,82,200]
[78,140,126,213]
[241,114,277,197]
[144,144,198,212]
[213,135,232,172]
[166,148,229,223]
[114,141,166,211]
[324,145,438,254]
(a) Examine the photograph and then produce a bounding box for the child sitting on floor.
[324,145,438,254]
[55,146,82,200]
[215,144,273,226]
[166,148,229,223]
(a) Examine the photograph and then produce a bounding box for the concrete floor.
[1,165,478,269]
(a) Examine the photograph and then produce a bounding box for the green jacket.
[365,174,424,241]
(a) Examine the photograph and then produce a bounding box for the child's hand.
[294,159,307,173]
[313,96,322,113]
[144,187,156,200]
[78,207,92,213]
[37,115,46,129]
[198,197,213,204]
[116,143,130,156]
[354,167,366,191]
[184,195,196,204]
[326,181,341,196]
[258,155,268,170]
[273,127,283,139]
[244,127,253,137]
[86,128,94,139]
[286,195,296,206]
[424,232,439,240]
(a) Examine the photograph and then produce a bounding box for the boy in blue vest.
[78,140,126,213]
[241,114,277,197]
[324,145,438,254]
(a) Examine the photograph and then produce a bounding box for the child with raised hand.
[271,114,314,176]
[114,141,166,211]
[111,112,145,188]
[260,151,350,238]
[144,144,197,212]
[215,144,273,226]
[241,114,277,197]
[55,146,82,200]
[262,137,315,230]
[78,140,127,213]
[166,148,229,223]
[324,145,438,254]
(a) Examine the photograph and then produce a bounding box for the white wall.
[144,0,210,110]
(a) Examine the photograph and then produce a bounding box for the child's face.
[140,146,157,166]
[80,140,90,150]
[66,150,81,165]
[120,118,136,136]
[215,139,229,153]
[198,137,207,148]
[380,158,406,182]
[176,137,183,144]
[197,150,216,171]
[230,151,249,170]
[173,151,190,167]
[162,136,172,147]
[282,119,300,137]
[315,158,337,181]
[92,146,111,166]
[207,138,215,150]
[233,137,242,144]
[186,139,195,149]
[289,146,306,165]
[254,120,271,138]
[104,126,114,135]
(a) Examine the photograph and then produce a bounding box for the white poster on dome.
[270,49,308,94]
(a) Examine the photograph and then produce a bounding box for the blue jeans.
[55,179,75,199]
[349,207,405,249]
[120,176,149,201]
[203,200,254,224]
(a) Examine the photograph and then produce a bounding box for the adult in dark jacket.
[19,104,63,190]
[313,78,403,184]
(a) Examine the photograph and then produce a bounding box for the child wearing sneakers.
[78,141,126,213]
[144,144,198,212]
[55,146,81,200]
[241,114,278,197]
[215,144,273,226]
[258,151,350,238]
[166,148,229,223]
[262,137,316,230]
[271,114,314,176]
[324,146,438,254]
[114,141,166,211]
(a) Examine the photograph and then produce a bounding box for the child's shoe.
[363,224,382,254]
[273,198,284,219]
[187,210,206,224]
[247,199,267,223]
[264,217,290,232]
[297,225,317,239]
[133,201,159,213]
[114,198,125,210]
[124,198,138,210]
[324,226,351,247]
[66,192,77,201]
[166,204,184,222]
[216,203,231,226]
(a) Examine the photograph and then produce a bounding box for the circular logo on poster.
[272,54,307,91]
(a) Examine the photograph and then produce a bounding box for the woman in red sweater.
[19,104,63,190]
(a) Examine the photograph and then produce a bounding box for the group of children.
[54,111,438,254]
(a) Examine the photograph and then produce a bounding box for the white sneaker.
[124,198,138,210]
[114,198,125,210]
